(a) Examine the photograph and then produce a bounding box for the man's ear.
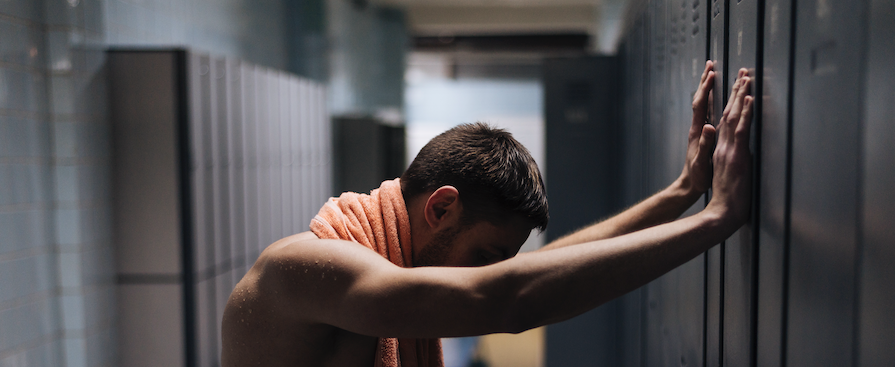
[423,186,462,230]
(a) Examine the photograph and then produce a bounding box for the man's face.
[414,216,533,267]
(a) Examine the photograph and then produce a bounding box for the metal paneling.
[228,58,247,281]
[640,1,710,366]
[858,0,895,364]
[706,0,727,365]
[756,0,793,365]
[643,4,667,362]
[278,74,292,238]
[290,78,303,232]
[109,49,331,367]
[723,0,761,366]
[788,0,868,365]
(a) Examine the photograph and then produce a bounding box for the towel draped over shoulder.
[310,178,444,367]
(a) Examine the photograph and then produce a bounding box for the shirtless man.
[222,62,752,366]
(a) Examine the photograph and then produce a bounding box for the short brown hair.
[401,123,548,231]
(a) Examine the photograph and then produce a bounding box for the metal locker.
[858,0,895,365]
[277,74,291,237]
[299,79,313,228]
[755,0,794,365]
[265,70,282,243]
[543,56,622,367]
[109,50,188,367]
[858,0,895,364]
[723,0,762,365]
[317,84,332,203]
[186,51,206,367]
[706,0,728,364]
[240,63,260,269]
[256,68,272,252]
[289,78,302,231]
[228,58,247,280]
[646,0,668,195]
[213,57,231,288]
[788,0,868,365]
[109,49,331,367]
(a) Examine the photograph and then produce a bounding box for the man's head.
[401,123,548,267]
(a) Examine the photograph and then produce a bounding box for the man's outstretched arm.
[542,61,722,251]
[225,71,754,340]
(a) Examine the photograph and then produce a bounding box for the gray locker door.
[543,56,622,367]
[706,0,727,365]
[266,70,283,244]
[640,1,710,366]
[229,58,247,279]
[788,0,868,366]
[278,73,292,238]
[723,0,761,366]
[858,0,895,364]
[756,0,794,365]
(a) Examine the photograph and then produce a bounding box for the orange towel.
[310,178,444,367]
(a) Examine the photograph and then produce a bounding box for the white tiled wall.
[0,0,62,365]
[0,0,304,366]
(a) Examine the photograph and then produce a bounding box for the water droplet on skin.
[248,309,252,314]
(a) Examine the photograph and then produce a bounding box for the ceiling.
[370,0,626,53]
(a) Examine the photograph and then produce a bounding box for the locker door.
[195,53,221,367]
[706,0,728,365]
[858,0,895,364]
[641,1,711,367]
[278,73,292,238]
[289,78,303,232]
[228,58,246,279]
[543,56,622,367]
[756,0,794,365]
[788,0,868,366]
[257,69,272,251]
[240,64,260,267]
[266,70,282,243]
[723,0,762,366]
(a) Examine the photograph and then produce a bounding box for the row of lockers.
[109,50,332,367]
[609,0,895,366]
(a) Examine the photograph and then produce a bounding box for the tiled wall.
[0,0,309,366]
[0,0,63,365]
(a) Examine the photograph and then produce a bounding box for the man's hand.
[706,69,753,229]
[678,61,718,198]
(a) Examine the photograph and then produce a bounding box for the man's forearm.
[540,177,703,251]
[493,208,727,332]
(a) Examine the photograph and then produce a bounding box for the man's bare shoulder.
[222,232,385,366]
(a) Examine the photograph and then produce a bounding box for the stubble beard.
[413,225,462,267]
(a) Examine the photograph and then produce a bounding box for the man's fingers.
[691,70,715,135]
[722,77,742,121]
[720,75,749,144]
[698,123,717,161]
[735,96,754,142]
[699,60,713,86]
[722,69,750,121]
